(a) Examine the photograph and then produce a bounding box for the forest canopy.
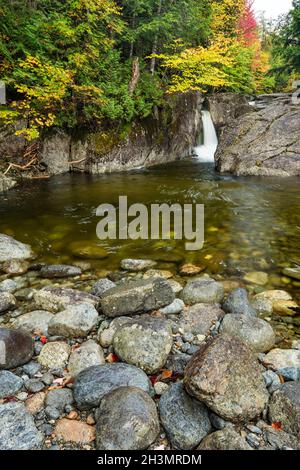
[0,0,299,139]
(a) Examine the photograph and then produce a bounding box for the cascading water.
[194,110,218,162]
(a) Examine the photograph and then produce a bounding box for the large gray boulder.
[0,234,33,262]
[0,402,43,450]
[100,278,174,317]
[96,387,159,450]
[73,363,151,409]
[220,314,275,352]
[216,102,300,176]
[208,93,252,134]
[184,334,268,422]
[269,382,300,437]
[159,382,211,450]
[113,317,173,374]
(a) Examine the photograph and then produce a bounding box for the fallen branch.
[4,157,37,175]
[68,157,86,165]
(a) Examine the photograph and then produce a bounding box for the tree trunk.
[128,58,140,96]
[150,0,162,75]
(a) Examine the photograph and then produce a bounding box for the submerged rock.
[184,334,268,422]
[220,314,275,352]
[0,328,34,369]
[73,363,151,409]
[96,387,159,450]
[113,316,173,374]
[0,402,43,450]
[68,340,105,377]
[69,241,108,260]
[0,234,34,262]
[159,382,211,450]
[181,278,224,305]
[48,303,99,338]
[100,278,174,317]
[269,382,300,437]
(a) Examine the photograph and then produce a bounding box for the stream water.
[0,160,299,307]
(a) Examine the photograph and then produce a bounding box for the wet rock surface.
[184,334,269,422]
[0,328,34,369]
[96,386,159,450]
[113,316,173,374]
[181,278,224,305]
[73,364,151,409]
[100,278,174,317]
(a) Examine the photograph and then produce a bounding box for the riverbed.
[0,159,299,311]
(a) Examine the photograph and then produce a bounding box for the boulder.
[91,278,116,298]
[220,314,275,352]
[181,278,224,305]
[0,174,17,193]
[68,340,105,377]
[0,328,34,369]
[73,363,151,409]
[120,259,157,272]
[40,264,82,278]
[0,402,43,450]
[96,387,159,450]
[0,292,17,314]
[264,349,300,370]
[269,382,300,437]
[223,288,257,316]
[208,93,252,134]
[215,102,300,176]
[100,278,174,317]
[197,427,252,450]
[38,341,71,369]
[48,303,99,338]
[113,316,173,374]
[34,286,99,313]
[12,310,54,336]
[0,234,33,262]
[178,303,224,337]
[159,382,211,449]
[184,334,268,422]
[0,370,23,398]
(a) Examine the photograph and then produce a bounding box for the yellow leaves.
[156,41,235,93]
[15,127,40,142]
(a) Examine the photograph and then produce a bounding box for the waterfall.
[194,110,218,162]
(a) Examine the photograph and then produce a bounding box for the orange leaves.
[271,422,282,431]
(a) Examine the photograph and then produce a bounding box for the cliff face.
[212,94,300,177]
[38,91,203,175]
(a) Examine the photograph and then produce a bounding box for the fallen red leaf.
[150,375,158,385]
[4,396,17,403]
[40,336,47,344]
[272,422,282,431]
[106,353,119,363]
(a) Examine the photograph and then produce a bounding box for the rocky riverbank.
[0,234,300,450]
